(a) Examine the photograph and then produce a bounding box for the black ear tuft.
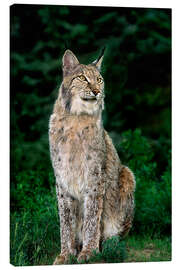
[93,47,106,71]
[97,47,106,63]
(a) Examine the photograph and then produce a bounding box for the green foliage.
[11,169,55,211]
[101,236,126,263]
[10,172,59,266]
[110,129,171,236]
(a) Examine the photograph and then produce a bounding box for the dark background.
[10,4,171,265]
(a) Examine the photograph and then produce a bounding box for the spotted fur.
[49,50,136,264]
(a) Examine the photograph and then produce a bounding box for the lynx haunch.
[49,49,136,264]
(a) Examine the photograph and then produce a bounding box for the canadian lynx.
[49,49,135,264]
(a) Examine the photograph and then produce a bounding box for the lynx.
[49,49,135,264]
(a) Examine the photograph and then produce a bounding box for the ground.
[125,235,171,263]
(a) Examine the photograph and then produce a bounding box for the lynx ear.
[93,47,105,71]
[62,50,79,76]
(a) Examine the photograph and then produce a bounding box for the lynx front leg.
[54,182,77,265]
[77,186,104,262]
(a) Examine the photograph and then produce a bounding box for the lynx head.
[60,49,105,116]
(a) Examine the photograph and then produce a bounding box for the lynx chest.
[49,114,106,199]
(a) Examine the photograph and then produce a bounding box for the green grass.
[126,235,171,262]
[10,163,171,266]
[10,209,171,266]
[10,143,171,266]
[10,185,60,266]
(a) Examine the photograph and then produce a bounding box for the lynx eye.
[97,77,103,84]
[79,75,86,81]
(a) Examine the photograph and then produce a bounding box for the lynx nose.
[92,89,100,96]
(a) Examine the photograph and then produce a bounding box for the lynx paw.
[53,253,69,265]
[77,250,92,262]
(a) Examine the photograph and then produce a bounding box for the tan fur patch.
[119,166,136,195]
